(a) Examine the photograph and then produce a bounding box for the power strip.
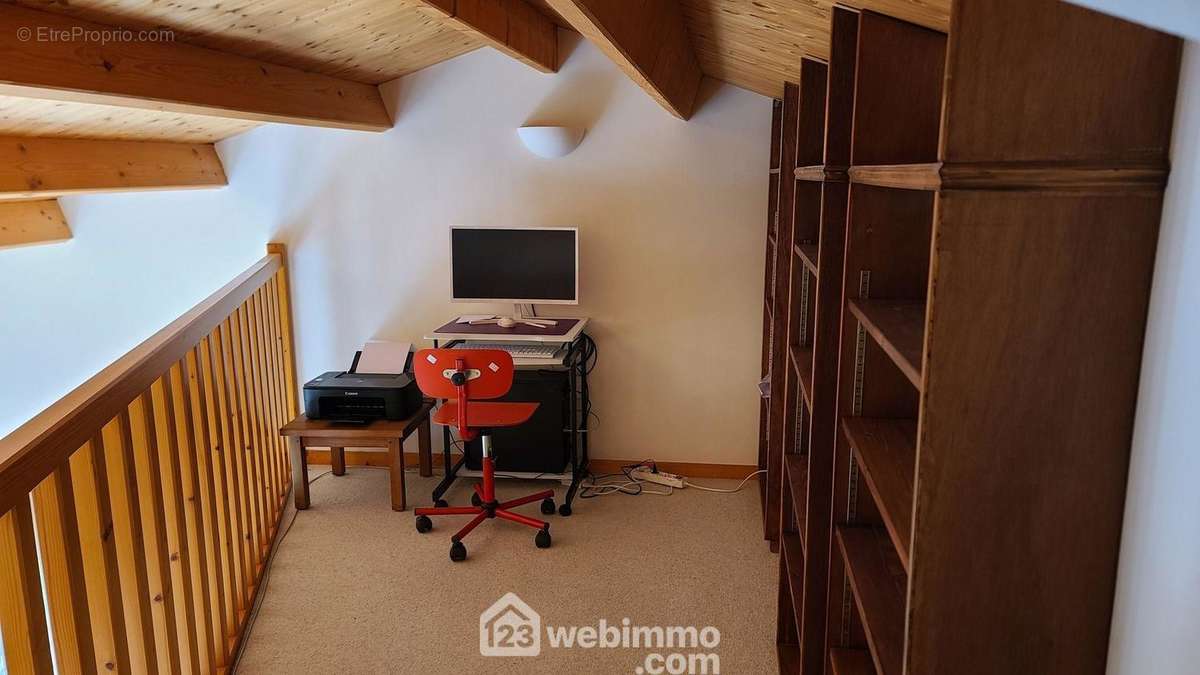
[630,466,685,489]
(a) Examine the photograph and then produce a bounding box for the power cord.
[230,469,331,674]
[684,470,766,493]
[580,462,765,499]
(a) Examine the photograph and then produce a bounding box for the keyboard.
[452,341,563,359]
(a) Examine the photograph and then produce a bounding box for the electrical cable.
[230,469,331,674]
[684,469,766,493]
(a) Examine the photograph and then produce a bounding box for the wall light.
[517,126,585,158]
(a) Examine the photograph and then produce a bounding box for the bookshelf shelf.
[789,345,813,409]
[837,526,906,675]
[783,531,805,612]
[830,649,876,675]
[785,454,808,541]
[847,299,925,389]
[777,644,802,674]
[842,417,917,569]
[795,243,819,275]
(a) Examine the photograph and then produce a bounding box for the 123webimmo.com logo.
[480,592,722,674]
[480,592,541,656]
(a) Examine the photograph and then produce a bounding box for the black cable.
[231,469,332,674]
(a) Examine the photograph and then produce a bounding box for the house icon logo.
[480,592,541,657]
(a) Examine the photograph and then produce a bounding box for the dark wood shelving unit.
[764,4,1180,674]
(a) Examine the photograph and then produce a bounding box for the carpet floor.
[234,465,777,674]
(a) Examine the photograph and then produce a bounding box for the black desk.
[428,333,592,516]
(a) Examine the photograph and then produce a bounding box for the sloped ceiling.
[5,0,951,141]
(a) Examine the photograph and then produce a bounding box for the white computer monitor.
[449,226,579,305]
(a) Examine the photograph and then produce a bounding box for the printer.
[302,371,423,423]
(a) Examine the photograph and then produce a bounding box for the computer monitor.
[450,226,578,305]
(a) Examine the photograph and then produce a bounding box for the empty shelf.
[778,643,802,674]
[841,417,918,570]
[836,526,906,675]
[831,649,876,675]
[847,299,925,389]
[789,345,814,408]
[795,243,819,275]
[785,453,808,542]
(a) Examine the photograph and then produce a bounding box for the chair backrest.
[412,348,515,400]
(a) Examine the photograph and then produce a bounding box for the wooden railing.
[0,244,299,674]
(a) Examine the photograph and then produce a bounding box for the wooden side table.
[280,402,434,512]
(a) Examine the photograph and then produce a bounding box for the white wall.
[0,36,772,465]
[225,35,771,465]
[1107,41,1200,675]
[0,190,268,437]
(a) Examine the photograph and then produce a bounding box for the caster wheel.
[558,503,572,517]
[415,515,432,533]
[540,498,556,515]
[471,492,482,507]
[535,528,552,549]
[450,541,467,562]
[434,499,449,508]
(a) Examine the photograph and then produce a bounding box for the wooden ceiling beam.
[0,200,70,249]
[545,0,703,119]
[0,136,226,201]
[0,4,392,132]
[419,0,559,73]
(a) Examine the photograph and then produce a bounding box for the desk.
[280,402,434,512]
[426,324,592,516]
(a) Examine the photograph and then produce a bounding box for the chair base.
[414,487,555,560]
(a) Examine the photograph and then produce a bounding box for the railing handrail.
[0,252,282,517]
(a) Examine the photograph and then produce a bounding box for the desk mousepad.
[433,317,580,337]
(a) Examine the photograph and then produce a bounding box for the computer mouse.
[497,317,516,328]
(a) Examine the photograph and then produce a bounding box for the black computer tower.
[463,369,570,474]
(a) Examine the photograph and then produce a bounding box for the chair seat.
[433,401,539,430]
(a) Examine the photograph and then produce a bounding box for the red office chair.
[411,348,556,561]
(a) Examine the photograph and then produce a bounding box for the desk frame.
[429,333,591,515]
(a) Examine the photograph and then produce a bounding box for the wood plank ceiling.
[0,0,950,249]
[6,0,951,130]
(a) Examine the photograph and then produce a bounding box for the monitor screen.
[450,227,578,303]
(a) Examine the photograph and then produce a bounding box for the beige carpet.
[234,465,777,674]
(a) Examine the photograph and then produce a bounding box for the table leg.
[289,437,309,509]
[330,446,346,476]
[388,438,406,511]
[418,419,432,478]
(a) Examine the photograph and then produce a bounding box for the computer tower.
[463,369,570,474]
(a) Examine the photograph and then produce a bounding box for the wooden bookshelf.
[763,80,800,553]
[767,4,1180,673]
[799,2,1184,675]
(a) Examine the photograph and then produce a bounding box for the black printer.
[302,372,423,423]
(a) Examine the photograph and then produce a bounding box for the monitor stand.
[466,304,559,329]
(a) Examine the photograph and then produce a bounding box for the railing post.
[266,243,300,420]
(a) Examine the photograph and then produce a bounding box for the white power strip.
[630,466,686,489]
